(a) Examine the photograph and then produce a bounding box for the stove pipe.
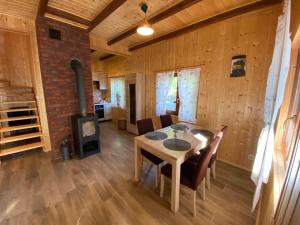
[70,59,87,117]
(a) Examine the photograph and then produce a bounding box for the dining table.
[134,122,216,213]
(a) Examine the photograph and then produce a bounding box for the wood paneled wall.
[0,14,51,152]
[0,31,33,87]
[256,0,300,224]
[91,55,105,74]
[103,6,281,170]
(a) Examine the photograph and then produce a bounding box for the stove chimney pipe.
[70,59,87,117]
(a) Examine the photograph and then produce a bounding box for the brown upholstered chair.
[160,114,173,128]
[160,133,223,216]
[186,126,227,190]
[137,118,164,187]
[206,126,227,189]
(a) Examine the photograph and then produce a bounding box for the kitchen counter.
[94,102,112,121]
[94,102,111,105]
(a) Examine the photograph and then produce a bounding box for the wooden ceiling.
[0,0,282,53]
[0,0,39,19]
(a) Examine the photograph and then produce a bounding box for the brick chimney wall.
[36,16,94,160]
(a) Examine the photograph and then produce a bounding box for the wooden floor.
[0,122,256,225]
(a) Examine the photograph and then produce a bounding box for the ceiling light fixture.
[137,3,154,36]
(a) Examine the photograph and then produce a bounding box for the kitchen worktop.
[94,102,111,105]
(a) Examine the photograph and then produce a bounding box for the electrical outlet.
[248,154,254,161]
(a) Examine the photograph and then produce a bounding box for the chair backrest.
[160,115,173,128]
[211,125,227,155]
[192,133,223,189]
[136,118,154,135]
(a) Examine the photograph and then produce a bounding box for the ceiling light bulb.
[137,23,154,36]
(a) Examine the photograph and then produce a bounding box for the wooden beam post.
[129,0,282,51]
[46,6,91,26]
[107,0,203,46]
[89,35,130,56]
[99,54,116,61]
[87,0,127,32]
[37,0,50,16]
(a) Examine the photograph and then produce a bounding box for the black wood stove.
[70,59,100,159]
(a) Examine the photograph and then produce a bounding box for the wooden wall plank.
[87,0,127,32]
[0,32,33,87]
[102,6,281,170]
[0,14,51,152]
[107,0,204,45]
[129,0,282,51]
[46,6,91,26]
[89,34,131,56]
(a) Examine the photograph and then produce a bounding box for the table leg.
[134,141,142,182]
[171,161,180,212]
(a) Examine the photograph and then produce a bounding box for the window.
[282,64,300,161]
[110,77,125,109]
[177,68,200,123]
[165,74,179,115]
[156,68,200,122]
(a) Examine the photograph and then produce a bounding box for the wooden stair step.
[0,132,42,144]
[1,100,36,104]
[0,80,10,87]
[0,123,40,133]
[0,93,34,97]
[0,108,38,113]
[0,141,44,156]
[0,86,32,91]
[0,80,10,83]
[0,115,38,123]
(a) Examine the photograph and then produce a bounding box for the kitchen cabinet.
[99,74,107,90]
[92,72,108,90]
[104,103,112,120]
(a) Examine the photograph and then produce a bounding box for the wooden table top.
[134,122,216,164]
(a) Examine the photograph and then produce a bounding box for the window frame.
[281,49,300,161]
[110,76,126,109]
[165,73,180,116]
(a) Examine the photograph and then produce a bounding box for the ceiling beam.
[89,35,131,56]
[99,54,116,61]
[87,0,127,32]
[37,0,49,16]
[107,0,203,46]
[129,0,282,51]
[46,6,91,26]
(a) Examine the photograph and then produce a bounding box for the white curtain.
[177,68,200,123]
[251,0,291,211]
[111,77,125,109]
[156,71,173,116]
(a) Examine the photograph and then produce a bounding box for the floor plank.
[0,122,256,225]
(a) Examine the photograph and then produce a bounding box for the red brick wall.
[36,17,94,160]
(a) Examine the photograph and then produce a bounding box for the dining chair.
[160,134,222,216]
[186,126,227,190]
[160,114,173,128]
[136,118,164,187]
[205,126,227,190]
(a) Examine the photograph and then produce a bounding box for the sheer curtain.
[251,0,291,211]
[111,77,125,109]
[156,71,173,116]
[178,68,200,123]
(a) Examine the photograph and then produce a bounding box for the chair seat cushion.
[188,152,215,168]
[161,161,197,190]
[141,149,163,165]
[186,154,201,165]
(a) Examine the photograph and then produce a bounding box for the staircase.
[0,80,44,161]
